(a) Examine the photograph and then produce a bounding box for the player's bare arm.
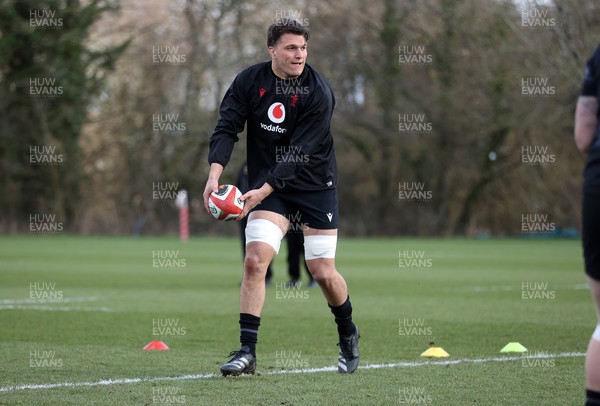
[575,95,598,153]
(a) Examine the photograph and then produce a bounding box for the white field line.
[0,297,100,304]
[0,305,112,312]
[0,351,585,393]
[0,297,111,312]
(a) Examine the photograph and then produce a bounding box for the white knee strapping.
[593,325,600,342]
[245,219,284,254]
[304,235,337,260]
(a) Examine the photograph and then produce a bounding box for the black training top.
[208,62,337,192]
[581,44,600,188]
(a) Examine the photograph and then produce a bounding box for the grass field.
[0,235,594,405]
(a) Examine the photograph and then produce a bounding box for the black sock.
[587,389,600,406]
[329,296,355,337]
[239,313,260,357]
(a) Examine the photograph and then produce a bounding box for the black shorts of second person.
[583,187,600,281]
[250,188,339,230]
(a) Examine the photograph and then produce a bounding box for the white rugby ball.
[208,184,244,221]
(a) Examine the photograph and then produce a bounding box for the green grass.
[0,236,593,405]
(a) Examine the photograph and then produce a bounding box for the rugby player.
[203,19,360,376]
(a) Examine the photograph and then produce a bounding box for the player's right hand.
[203,179,219,215]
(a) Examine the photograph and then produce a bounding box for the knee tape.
[304,235,337,260]
[593,325,600,342]
[245,219,284,254]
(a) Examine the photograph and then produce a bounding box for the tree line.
[1,0,599,236]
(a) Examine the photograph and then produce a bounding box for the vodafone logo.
[267,102,285,124]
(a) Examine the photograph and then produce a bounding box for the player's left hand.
[237,183,274,220]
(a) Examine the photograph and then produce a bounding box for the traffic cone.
[500,342,527,353]
[420,347,449,357]
[143,340,169,350]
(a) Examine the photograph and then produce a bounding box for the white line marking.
[0,297,99,304]
[0,297,110,312]
[0,351,585,393]
[0,305,112,312]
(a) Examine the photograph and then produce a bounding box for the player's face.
[269,33,307,79]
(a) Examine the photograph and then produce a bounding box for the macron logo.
[326,213,333,222]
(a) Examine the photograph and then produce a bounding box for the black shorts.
[251,188,338,230]
[583,187,600,281]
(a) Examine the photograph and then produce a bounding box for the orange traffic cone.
[143,340,169,350]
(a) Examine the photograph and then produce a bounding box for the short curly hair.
[267,19,310,47]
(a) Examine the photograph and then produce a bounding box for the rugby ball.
[208,184,244,221]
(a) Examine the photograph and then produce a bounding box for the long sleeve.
[208,72,250,168]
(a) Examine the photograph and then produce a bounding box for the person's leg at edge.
[586,277,600,405]
[584,188,600,404]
